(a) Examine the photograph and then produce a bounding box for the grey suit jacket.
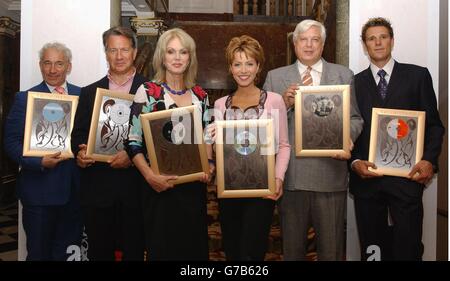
[263,59,363,192]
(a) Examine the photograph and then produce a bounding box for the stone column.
[111,0,122,27]
[335,0,349,67]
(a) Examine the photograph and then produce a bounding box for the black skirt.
[141,180,209,261]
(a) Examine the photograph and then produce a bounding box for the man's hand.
[146,174,178,193]
[41,151,68,169]
[76,144,95,168]
[108,150,131,169]
[408,160,434,185]
[282,84,300,109]
[266,178,284,201]
[352,160,383,179]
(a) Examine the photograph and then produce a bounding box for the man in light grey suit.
[263,20,363,260]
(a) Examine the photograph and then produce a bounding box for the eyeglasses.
[106,48,132,55]
[41,61,67,69]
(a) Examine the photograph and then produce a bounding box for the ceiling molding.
[0,1,150,19]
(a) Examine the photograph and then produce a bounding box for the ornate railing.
[233,0,315,16]
[233,0,330,18]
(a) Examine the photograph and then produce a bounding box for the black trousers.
[142,181,209,261]
[354,184,424,261]
[82,202,144,261]
[219,198,275,261]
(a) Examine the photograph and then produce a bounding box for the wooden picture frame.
[23,91,78,158]
[295,85,350,157]
[368,108,425,177]
[215,119,276,198]
[86,88,134,162]
[140,105,209,185]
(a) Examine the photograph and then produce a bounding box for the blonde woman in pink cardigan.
[212,35,290,260]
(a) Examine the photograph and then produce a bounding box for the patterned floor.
[0,202,18,261]
[0,186,316,261]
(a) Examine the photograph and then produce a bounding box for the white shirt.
[297,59,323,86]
[370,57,395,85]
[46,82,68,94]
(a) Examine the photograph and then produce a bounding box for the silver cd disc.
[43,102,64,122]
[234,130,257,156]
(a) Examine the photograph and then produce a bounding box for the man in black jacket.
[71,26,148,260]
[350,17,444,261]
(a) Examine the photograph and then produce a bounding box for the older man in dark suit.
[264,19,363,260]
[4,42,82,260]
[71,26,148,260]
[350,17,444,261]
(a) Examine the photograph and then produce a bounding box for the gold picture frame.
[295,85,350,157]
[215,119,276,198]
[23,91,78,158]
[86,88,134,162]
[368,108,425,177]
[140,105,209,185]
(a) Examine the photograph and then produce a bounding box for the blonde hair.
[152,28,198,88]
[225,35,265,83]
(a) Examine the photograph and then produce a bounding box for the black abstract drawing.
[149,113,202,176]
[302,93,343,149]
[96,98,131,154]
[223,127,268,190]
[375,116,418,169]
[32,99,72,150]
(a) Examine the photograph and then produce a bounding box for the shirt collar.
[370,57,395,79]
[297,59,323,75]
[107,69,136,87]
[46,82,68,93]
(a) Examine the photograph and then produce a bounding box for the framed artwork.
[86,88,134,162]
[295,85,350,157]
[215,119,276,198]
[368,108,425,177]
[23,91,78,158]
[140,105,209,185]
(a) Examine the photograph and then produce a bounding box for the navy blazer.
[349,62,445,198]
[4,81,81,206]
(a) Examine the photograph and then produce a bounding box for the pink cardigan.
[214,91,290,182]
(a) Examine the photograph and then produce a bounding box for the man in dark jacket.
[71,26,148,260]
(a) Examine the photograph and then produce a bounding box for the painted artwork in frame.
[215,119,276,199]
[368,108,425,177]
[295,85,350,157]
[86,88,134,162]
[23,91,78,158]
[140,105,209,185]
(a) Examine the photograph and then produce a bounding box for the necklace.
[162,82,188,95]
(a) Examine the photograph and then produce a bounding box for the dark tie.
[377,69,388,99]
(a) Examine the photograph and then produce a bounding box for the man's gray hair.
[293,19,327,43]
[39,42,72,62]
